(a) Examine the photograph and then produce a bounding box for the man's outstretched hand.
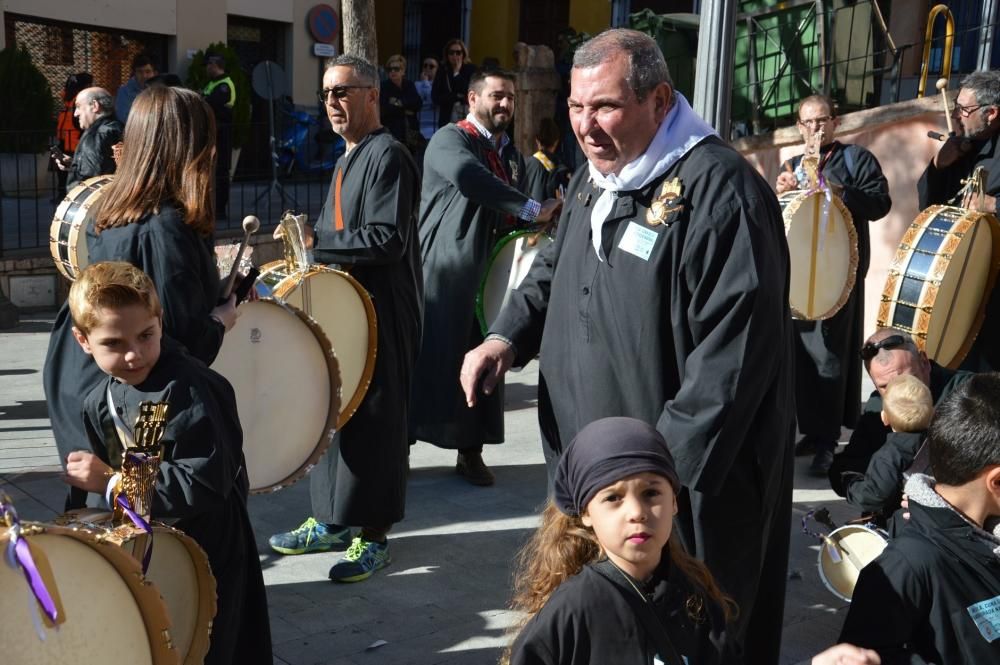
[460,338,516,407]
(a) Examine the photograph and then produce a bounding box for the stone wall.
[512,43,562,159]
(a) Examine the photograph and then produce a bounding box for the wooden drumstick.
[936,78,955,136]
[223,215,260,297]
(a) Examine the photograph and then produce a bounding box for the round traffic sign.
[307,4,339,45]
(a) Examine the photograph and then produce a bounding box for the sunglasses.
[317,85,372,103]
[448,49,464,56]
[859,334,906,361]
[387,66,402,72]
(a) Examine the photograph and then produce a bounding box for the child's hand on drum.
[775,171,798,194]
[811,643,880,665]
[64,451,114,493]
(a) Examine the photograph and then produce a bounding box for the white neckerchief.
[587,92,716,259]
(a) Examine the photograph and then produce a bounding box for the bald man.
[55,86,123,190]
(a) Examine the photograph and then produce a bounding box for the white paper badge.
[618,222,659,261]
[967,594,1000,642]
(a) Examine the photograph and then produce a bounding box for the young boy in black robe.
[62,261,272,665]
[841,373,1000,663]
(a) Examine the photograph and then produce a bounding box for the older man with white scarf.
[462,29,795,664]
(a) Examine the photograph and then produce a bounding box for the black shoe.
[809,449,835,477]
[794,435,819,457]
[456,451,495,486]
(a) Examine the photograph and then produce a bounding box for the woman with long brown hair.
[43,85,237,509]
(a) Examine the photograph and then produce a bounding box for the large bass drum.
[476,228,553,335]
[49,176,114,282]
[257,262,377,429]
[817,524,889,602]
[211,299,342,493]
[877,205,1000,369]
[0,522,176,665]
[54,509,216,665]
[779,189,859,320]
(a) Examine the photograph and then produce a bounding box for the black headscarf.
[554,417,680,517]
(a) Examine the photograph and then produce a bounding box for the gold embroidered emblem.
[646,177,684,226]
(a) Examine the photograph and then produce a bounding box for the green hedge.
[185,43,252,149]
[0,47,55,153]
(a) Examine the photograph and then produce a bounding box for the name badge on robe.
[967,593,1000,642]
[618,222,659,261]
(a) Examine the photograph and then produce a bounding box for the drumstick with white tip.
[936,78,955,136]
[223,215,260,298]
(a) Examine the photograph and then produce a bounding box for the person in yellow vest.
[522,117,571,203]
[203,52,235,219]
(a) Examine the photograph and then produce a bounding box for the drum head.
[270,268,377,429]
[0,525,175,665]
[477,230,553,334]
[817,525,888,602]
[49,176,113,282]
[211,299,342,492]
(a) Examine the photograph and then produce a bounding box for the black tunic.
[43,204,225,508]
[917,134,1000,371]
[522,150,572,203]
[782,142,891,439]
[410,123,531,448]
[309,128,422,526]
[840,495,1000,664]
[511,559,736,665]
[431,63,476,128]
[492,135,795,665]
[379,78,422,144]
[82,342,272,665]
[67,115,123,190]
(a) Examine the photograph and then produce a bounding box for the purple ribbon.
[2,497,60,629]
[115,494,154,573]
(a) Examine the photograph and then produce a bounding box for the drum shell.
[779,189,859,320]
[211,298,342,493]
[54,509,216,665]
[817,524,889,602]
[476,228,554,335]
[49,175,113,282]
[256,262,377,430]
[0,522,176,665]
[877,205,1000,369]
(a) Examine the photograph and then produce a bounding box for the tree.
[341,0,378,64]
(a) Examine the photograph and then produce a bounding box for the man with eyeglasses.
[918,70,1000,373]
[829,328,971,524]
[411,69,561,487]
[775,95,892,477]
[267,55,422,585]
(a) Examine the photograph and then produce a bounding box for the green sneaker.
[268,517,351,555]
[328,536,390,582]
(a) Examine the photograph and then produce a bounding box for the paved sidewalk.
[1,312,865,664]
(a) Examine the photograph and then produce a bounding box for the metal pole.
[979,0,999,72]
[693,0,737,138]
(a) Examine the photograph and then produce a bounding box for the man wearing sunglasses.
[918,70,1000,373]
[829,328,971,524]
[268,55,422,585]
[775,95,892,478]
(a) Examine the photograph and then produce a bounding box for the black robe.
[309,128,422,527]
[43,204,225,508]
[379,78,422,145]
[431,63,476,128]
[782,142,891,439]
[410,123,530,448]
[66,115,122,190]
[82,341,271,665]
[917,133,1000,371]
[840,494,1000,664]
[492,135,795,665]
[523,150,572,203]
[510,558,736,665]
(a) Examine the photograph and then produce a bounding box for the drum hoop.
[782,190,859,320]
[815,524,888,603]
[263,265,377,431]
[877,205,1000,369]
[48,175,114,282]
[245,297,343,493]
[1,522,177,664]
[475,228,553,335]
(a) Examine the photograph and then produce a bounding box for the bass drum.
[54,510,216,665]
[878,205,1000,369]
[779,189,858,320]
[817,524,889,602]
[211,299,342,493]
[49,175,114,282]
[476,229,553,335]
[257,262,377,429]
[0,522,176,665]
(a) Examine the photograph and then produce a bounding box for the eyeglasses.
[387,66,402,73]
[954,103,985,117]
[317,86,372,103]
[448,49,464,56]
[798,116,832,128]
[859,334,906,361]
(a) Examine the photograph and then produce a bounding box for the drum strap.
[330,167,345,232]
[106,384,136,450]
[456,120,515,227]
